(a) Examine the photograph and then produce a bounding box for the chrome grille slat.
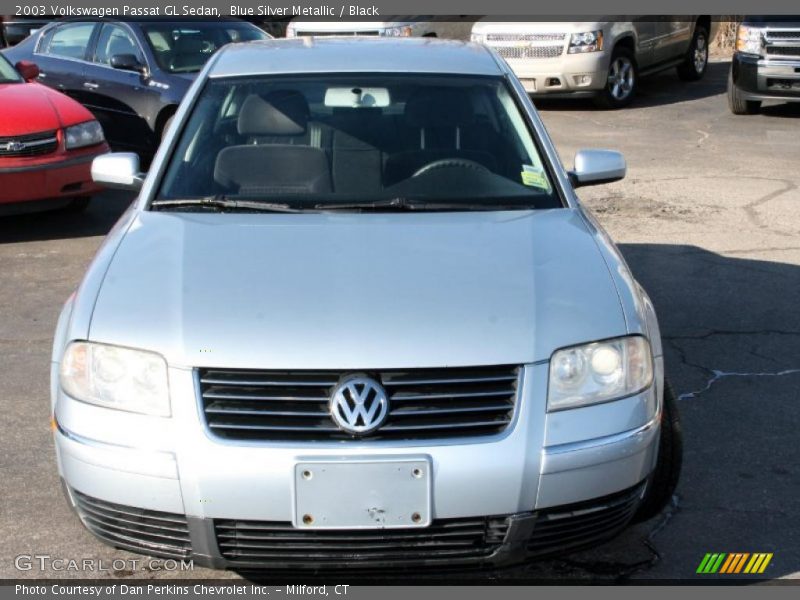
[199,366,519,441]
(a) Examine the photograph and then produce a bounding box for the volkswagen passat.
[52,38,681,571]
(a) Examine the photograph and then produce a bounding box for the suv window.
[94,23,144,66]
[43,22,95,60]
[157,74,562,210]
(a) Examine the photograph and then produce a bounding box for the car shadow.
[534,60,730,111]
[0,190,135,244]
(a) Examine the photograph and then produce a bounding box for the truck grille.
[527,484,645,557]
[71,490,192,559]
[215,516,509,565]
[0,130,58,157]
[198,366,519,442]
[764,29,800,58]
[485,33,565,60]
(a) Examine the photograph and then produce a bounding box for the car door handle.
[83,82,99,89]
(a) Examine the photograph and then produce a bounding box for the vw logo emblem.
[329,375,389,435]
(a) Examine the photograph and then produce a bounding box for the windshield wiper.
[317,197,536,212]
[151,197,308,213]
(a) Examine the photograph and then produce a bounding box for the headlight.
[736,24,764,56]
[471,32,486,43]
[548,336,653,411]
[568,30,603,54]
[64,120,105,150]
[60,341,170,416]
[381,25,413,37]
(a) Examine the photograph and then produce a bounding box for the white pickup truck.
[471,18,718,108]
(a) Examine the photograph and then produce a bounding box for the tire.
[632,380,683,523]
[727,70,761,115]
[594,47,638,109]
[677,26,709,81]
[62,196,91,213]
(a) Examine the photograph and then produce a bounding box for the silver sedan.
[51,37,681,571]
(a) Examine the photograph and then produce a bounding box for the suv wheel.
[677,26,709,81]
[595,47,638,109]
[632,380,683,523]
[727,70,761,115]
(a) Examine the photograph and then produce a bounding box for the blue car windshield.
[156,73,563,209]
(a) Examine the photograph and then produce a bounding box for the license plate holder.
[293,457,431,529]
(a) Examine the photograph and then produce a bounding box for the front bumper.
[500,52,609,95]
[53,361,661,570]
[0,146,106,205]
[732,52,800,101]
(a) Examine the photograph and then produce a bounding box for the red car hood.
[0,82,94,137]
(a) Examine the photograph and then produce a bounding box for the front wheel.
[677,26,709,81]
[594,48,638,109]
[632,380,683,523]
[727,70,761,115]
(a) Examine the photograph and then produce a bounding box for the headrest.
[404,87,474,128]
[238,91,310,137]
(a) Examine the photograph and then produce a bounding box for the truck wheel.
[632,380,683,523]
[677,26,709,81]
[727,70,761,114]
[594,47,638,109]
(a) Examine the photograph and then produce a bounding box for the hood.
[88,209,627,369]
[0,82,94,136]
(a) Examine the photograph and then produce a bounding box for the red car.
[0,54,108,214]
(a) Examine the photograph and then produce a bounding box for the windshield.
[156,74,562,210]
[142,22,269,73]
[0,55,23,84]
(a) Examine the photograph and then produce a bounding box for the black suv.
[3,18,270,158]
[728,16,800,114]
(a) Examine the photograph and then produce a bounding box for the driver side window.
[94,24,144,66]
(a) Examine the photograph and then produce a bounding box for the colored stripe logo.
[697,553,773,574]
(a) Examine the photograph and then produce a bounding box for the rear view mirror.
[91,153,145,191]
[568,149,626,188]
[15,60,40,82]
[110,54,147,74]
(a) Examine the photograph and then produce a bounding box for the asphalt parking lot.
[1,58,799,582]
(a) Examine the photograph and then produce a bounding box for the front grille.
[527,484,645,557]
[0,130,58,157]
[493,44,564,60]
[198,366,519,442]
[71,490,192,559]
[215,516,509,565]
[765,45,800,58]
[765,30,800,41]
[485,33,565,60]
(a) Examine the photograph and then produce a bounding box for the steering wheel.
[411,158,489,178]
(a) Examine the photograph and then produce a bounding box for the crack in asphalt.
[677,367,800,401]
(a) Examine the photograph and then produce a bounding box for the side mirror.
[568,149,626,188]
[91,153,145,191]
[110,53,147,74]
[15,60,40,82]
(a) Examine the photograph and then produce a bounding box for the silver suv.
[471,19,717,107]
[53,38,681,571]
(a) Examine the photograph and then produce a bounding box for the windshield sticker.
[521,165,550,190]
